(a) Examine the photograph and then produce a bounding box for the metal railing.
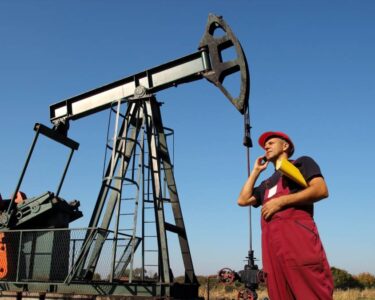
[0,227,140,284]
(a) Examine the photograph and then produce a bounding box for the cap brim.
[258,131,279,149]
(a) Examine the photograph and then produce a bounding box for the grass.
[334,289,375,300]
[198,284,375,300]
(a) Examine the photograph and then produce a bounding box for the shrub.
[355,272,375,288]
[331,267,362,289]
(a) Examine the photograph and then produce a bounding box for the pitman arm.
[50,15,250,129]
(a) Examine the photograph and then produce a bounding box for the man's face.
[264,137,289,161]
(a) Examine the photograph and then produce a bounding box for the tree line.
[331,267,375,289]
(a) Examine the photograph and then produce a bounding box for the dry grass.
[198,286,375,300]
[333,288,375,300]
[198,283,268,300]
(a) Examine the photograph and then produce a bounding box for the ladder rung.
[144,221,156,224]
[102,185,121,192]
[144,264,158,267]
[145,250,158,252]
[120,213,135,216]
[144,235,157,238]
[115,137,138,143]
[117,243,131,246]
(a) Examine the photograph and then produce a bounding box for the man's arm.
[261,176,329,220]
[237,156,268,206]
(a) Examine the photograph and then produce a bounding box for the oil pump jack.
[0,15,260,299]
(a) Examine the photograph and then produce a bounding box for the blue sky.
[1,1,374,277]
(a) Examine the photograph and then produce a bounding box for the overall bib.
[262,176,334,300]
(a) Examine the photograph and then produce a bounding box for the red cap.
[258,131,294,156]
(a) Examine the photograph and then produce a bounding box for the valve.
[218,267,237,284]
[257,269,266,284]
[216,266,269,300]
[238,264,265,290]
[238,288,258,300]
[217,258,267,300]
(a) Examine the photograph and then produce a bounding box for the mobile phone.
[261,156,267,164]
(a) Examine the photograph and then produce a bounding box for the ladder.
[69,101,144,281]
[67,95,197,288]
[108,100,144,282]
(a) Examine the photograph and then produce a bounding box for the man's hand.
[253,155,268,173]
[237,155,269,207]
[260,177,329,219]
[261,196,284,220]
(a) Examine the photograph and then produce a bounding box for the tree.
[133,267,146,279]
[331,267,362,289]
[355,272,375,289]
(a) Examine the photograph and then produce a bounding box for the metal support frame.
[1,13,250,299]
[2,123,79,228]
[144,98,171,287]
[43,14,250,290]
[70,96,197,293]
[65,96,197,297]
[144,97,196,284]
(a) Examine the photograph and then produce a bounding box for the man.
[238,131,334,300]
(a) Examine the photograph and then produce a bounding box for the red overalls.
[262,176,334,300]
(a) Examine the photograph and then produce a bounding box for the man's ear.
[282,141,290,152]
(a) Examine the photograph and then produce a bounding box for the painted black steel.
[199,14,250,114]
[34,123,79,150]
[0,14,249,299]
[63,96,198,296]
[6,129,40,217]
[49,51,209,123]
[81,103,143,280]
[2,123,80,227]
[86,103,136,232]
[143,98,171,289]
[146,98,197,284]
[49,14,249,127]
[55,148,74,198]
